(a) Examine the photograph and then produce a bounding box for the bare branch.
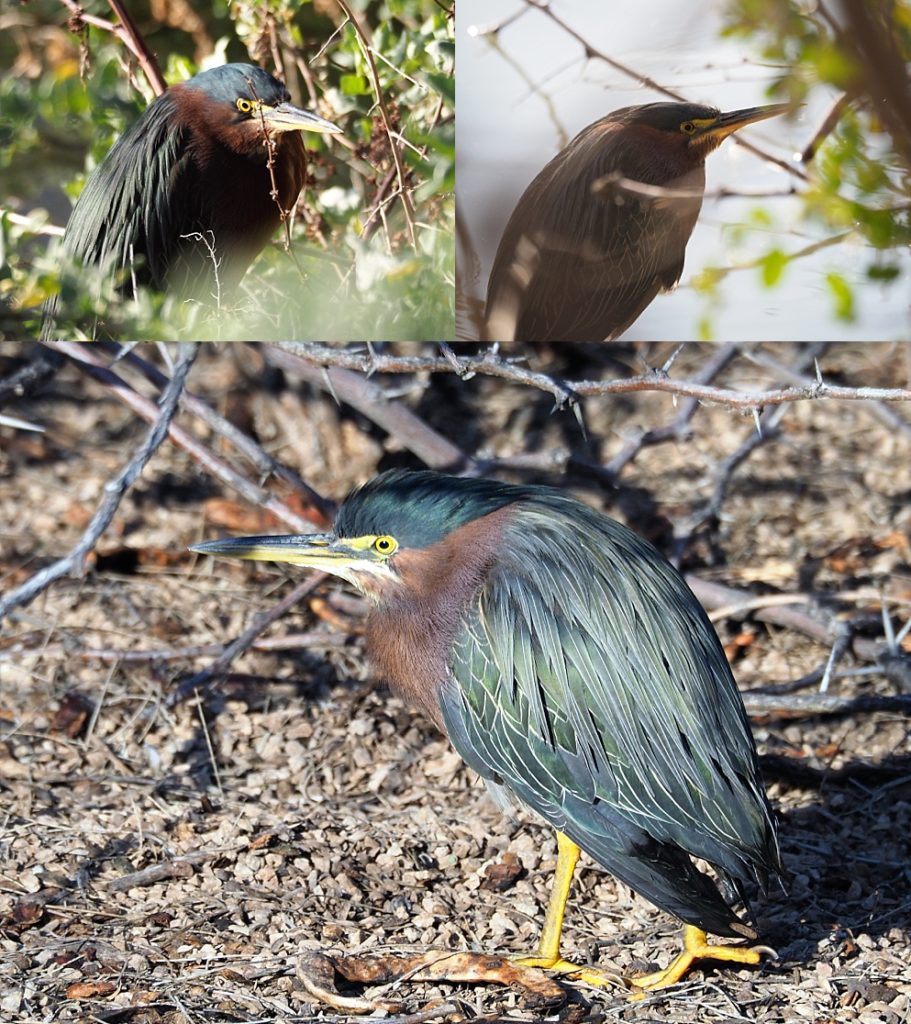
[605,343,739,477]
[0,344,197,623]
[60,0,166,96]
[168,575,326,707]
[687,575,900,667]
[277,343,911,411]
[516,0,807,182]
[104,343,334,520]
[264,346,476,472]
[41,342,322,533]
[800,92,852,164]
[593,172,799,204]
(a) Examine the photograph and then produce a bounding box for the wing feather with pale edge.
[439,497,779,931]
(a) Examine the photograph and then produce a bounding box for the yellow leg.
[630,924,775,993]
[514,837,772,997]
[514,832,621,989]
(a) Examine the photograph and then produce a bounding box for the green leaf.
[759,249,788,288]
[424,72,454,104]
[340,74,371,97]
[867,265,901,283]
[825,272,855,321]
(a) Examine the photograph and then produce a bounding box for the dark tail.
[566,822,757,939]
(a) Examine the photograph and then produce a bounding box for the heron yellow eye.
[681,121,697,135]
[236,98,254,114]
[373,536,397,555]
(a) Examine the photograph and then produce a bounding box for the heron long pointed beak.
[190,533,391,588]
[260,102,342,135]
[702,103,790,142]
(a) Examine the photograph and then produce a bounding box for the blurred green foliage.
[0,0,454,340]
[716,0,910,325]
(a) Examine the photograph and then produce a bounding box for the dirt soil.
[1,343,910,1024]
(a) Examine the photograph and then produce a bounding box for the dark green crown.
[612,102,720,131]
[182,64,290,108]
[335,471,534,549]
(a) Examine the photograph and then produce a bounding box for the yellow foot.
[513,954,623,990]
[629,925,776,997]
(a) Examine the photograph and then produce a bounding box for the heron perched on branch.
[484,101,789,342]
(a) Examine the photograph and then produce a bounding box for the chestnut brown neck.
[365,505,514,730]
[168,85,307,289]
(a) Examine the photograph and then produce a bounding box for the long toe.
[630,927,776,994]
[513,954,623,990]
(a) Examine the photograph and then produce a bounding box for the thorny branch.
[335,0,417,248]
[278,343,911,412]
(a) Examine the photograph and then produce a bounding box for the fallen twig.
[744,691,911,717]
[0,631,349,665]
[0,345,197,622]
[759,751,911,787]
[106,844,246,892]
[168,575,327,707]
[296,948,566,1014]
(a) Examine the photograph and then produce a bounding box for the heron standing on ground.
[192,470,781,993]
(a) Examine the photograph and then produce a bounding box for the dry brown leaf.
[296,948,567,1014]
[65,981,116,999]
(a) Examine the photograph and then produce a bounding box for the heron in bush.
[44,62,340,332]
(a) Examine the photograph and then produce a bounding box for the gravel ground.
[1,343,910,1024]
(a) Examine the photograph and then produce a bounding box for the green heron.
[484,101,788,342]
[47,63,340,317]
[192,470,781,993]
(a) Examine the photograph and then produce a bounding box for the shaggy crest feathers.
[182,64,291,108]
[335,470,541,548]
